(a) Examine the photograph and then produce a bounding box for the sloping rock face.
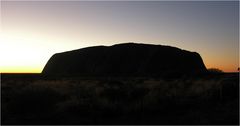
[42,43,207,77]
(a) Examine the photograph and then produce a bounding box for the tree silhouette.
[208,68,223,74]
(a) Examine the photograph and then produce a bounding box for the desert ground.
[1,73,239,125]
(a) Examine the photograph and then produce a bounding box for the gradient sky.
[0,1,239,73]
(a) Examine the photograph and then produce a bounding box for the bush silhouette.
[208,68,223,74]
[7,85,64,115]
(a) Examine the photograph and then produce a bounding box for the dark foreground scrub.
[1,73,239,125]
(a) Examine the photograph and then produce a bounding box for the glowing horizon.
[0,1,239,73]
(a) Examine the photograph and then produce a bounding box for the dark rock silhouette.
[42,43,207,77]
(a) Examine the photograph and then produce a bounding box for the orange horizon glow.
[0,32,238,73]
[0,67,42,73]
[0,33,238,73]
[0,68,238,74]
[0,61,238,74]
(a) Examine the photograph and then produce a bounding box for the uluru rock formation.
[42,43,207,77]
